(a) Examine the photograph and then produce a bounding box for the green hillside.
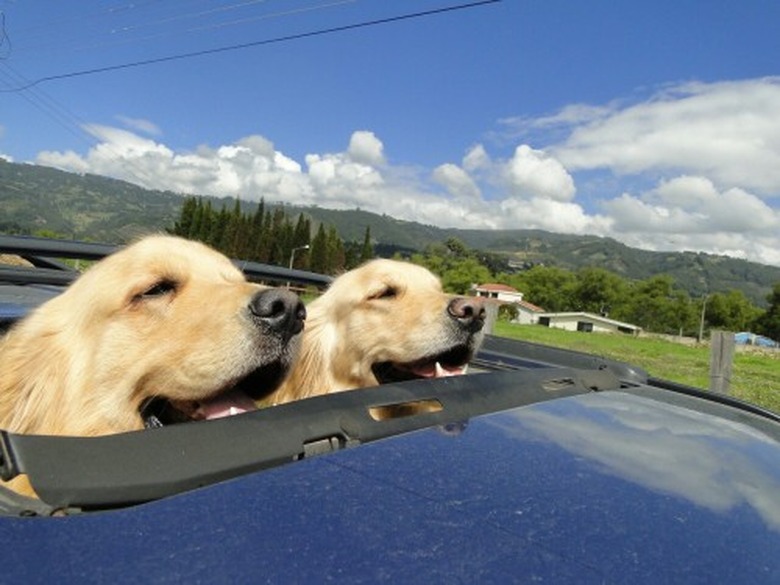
[1,159,778,306]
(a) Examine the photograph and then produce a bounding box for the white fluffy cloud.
[115,115,162,136]
[501,197,608,234]
[504,144,576,201]
[550,78,780,196]
[463,144,490,172]
[602,176,780,264]
[28,77,780,267]
[432,163,481,199]
[347,130,385,166]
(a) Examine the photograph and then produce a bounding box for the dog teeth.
[435,362,456,377]
[435,362,469,377]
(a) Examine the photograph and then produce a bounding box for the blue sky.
[1,0,780,267]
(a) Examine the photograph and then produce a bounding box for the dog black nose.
[249,289,306,336]
[447,297,486,332]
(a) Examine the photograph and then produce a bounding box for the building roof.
[475,283,519,293]
[537,311,642,331]
[517,299,545,313]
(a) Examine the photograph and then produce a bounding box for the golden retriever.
[262,259,486,410]
[0,235,305,496]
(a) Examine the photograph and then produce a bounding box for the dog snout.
[249,289,306,336]
[447,297,486,332]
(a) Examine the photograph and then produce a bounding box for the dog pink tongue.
[195,388,257,420]
[410,361,466,378]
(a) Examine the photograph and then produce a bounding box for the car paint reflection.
[492,392,780,531]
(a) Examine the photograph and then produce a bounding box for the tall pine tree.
[360,225,373,264]
[309,224,328,274]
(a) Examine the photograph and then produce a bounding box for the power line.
[0,61,166,188]
[21,0,357,56]
[12,0,280,53]
[0,0,500,93]
[0,11,10,59]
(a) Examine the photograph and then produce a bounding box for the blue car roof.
[1,388,779,584]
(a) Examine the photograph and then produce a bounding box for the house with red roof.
[472,283,546,325]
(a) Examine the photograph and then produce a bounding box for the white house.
[473,283,524,304]
[536,312,642,335]
[472,284,549,326]
[514,299,547,325]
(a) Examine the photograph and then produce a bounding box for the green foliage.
[308,224,328,274]
[755,283,780,340]
[571,267,627,314]
[615,275,693,335]
[403,238,773,340]
[409,243,491,296]
[360,226,373,264]
[705,290,764,333]
[169,197,349,275]
[506,266,576,312]
[441,257,491,295]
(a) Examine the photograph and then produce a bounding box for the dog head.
[304,258,486,390]
[0,235,306,435]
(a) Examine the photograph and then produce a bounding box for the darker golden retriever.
[262,258,486,408]
[0,235,305,496]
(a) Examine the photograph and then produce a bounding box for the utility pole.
[698,294,708,343]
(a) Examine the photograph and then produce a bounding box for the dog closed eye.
[367,285,398,301]
[133,279,178,302]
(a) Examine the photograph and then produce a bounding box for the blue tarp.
[735,332,779,348]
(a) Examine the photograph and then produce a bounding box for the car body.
[1,236,779,584]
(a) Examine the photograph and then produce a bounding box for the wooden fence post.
[484,302,499,335]
[709,330,735,394]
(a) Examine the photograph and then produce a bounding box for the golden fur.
[263,259,486,406]
[0,235,303,497]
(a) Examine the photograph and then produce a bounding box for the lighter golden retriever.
[0,235,305,496]
[262,259,486,410]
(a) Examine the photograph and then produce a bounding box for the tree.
[669,290,698,337]
[289,214,311,269]
[755,283,780,340]
[225,199,244,258]
[249,199,266,260]
[706,290,762,332]
[444,237,469,258]
[513,266,576,312]
[267,208,290,265]
[571,267,627,315]
[207,205,229,250]
[440,257,491,295]
[167,196,348,271]
[360,226,373,264]
[189,199,210,242]
[171,197,198,237]
[309,224,328,274]
[621,275,680,333]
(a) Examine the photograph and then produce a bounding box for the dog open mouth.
[371,344,473,384]
[140,361,288,428]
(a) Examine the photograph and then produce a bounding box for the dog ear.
[0,328,71,435]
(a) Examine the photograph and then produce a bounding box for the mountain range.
[1,158,778,306]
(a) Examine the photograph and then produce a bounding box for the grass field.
[493,321,780,414]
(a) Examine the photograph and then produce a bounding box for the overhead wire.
[0,60,165,188]
[9,0,174,37]
[26,0,358,56]
[0,0,500,93]
[0,0,363,188]
[12,0,278,53]
[0,11,9,59]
